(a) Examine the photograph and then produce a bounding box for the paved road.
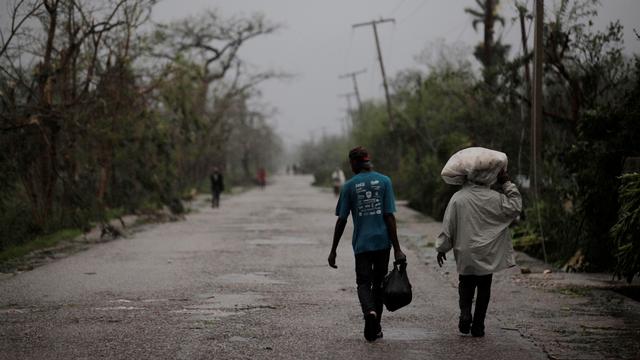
[0,175,551,359]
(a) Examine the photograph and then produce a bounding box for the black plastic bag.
[383,260,412,312]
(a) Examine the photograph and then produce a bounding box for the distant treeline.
[298,1,640,280]
[0,1,283,252]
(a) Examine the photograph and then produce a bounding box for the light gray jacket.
[436,181,522,275]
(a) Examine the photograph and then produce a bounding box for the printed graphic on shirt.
[356,180,383,217]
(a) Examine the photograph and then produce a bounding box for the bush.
[611,173,640,282]
[298,135,351,186]
[0,189,38,251]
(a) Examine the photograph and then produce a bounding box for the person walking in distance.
[257,167,267,189]
[210,166,224,208]
[328,146,406,342]
[436,168,521,337]
[331,167,346,197]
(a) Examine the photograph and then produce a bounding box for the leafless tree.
[150,10,280,114]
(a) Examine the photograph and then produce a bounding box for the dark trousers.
[458,274,493,330]
[211,190,221,208]
[355,249,390,323]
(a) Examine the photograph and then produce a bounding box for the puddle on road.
[266,208,294,217]
[285,206,323,214]
[229,336,250,342]
[381,328,440,341]
[142,298,169,303]
[248,237,315,246]
[243,223,280,231]
[175,292,274,320]
[0,308,28,314]
[215,272,285,285]
[172,308,242,318]
[195,293,266,307]
[94,306,142,311]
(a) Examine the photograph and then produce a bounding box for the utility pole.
[339,69,366,111]
[339,92,357,130]
[338,92,356,114]
[353,18,395,130]
[532,0,548,264]
[531,0,543,195]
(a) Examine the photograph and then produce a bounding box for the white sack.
[441,147,508,185]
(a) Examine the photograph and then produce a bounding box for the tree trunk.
[483,0,495,68]
[23,0,61,229]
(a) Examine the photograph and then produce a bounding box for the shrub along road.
[0,175,637,359]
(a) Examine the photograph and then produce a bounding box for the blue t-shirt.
[335,171,396,254]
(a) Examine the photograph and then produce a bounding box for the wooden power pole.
[338,69,366,111]
[338,92,357,133]
[339,93,355,112]
[353,18,395,130]
[531,0,543,195]
[532,0,549,264]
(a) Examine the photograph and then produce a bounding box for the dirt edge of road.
[0,196,214,276]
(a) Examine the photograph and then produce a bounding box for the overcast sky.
[151,0,640,149]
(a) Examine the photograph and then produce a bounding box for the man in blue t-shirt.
[328,146,406,342]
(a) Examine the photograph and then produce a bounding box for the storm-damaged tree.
[148,10,283,188]
[222,89,283,184]
[464,0,510,87]
[0,0,143,230]
[535,0,639,270]
[0,1,284,252]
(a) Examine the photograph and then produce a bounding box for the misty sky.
[151,0,640,149]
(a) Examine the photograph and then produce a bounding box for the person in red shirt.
[257,167,267,189]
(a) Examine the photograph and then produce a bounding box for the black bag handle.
[394,259,407,272]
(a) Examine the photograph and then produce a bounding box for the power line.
[343,29,355,73]
[454,20,470,42]
[387,21,397,75]
[390,0,408,16]
[401,0,430,22]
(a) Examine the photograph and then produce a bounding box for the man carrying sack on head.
[436,147,522,337]
[328,146,406,342]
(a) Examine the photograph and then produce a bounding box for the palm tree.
[464,0,509,83]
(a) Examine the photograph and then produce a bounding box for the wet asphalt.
[0,175,549,359]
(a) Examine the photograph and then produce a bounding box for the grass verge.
[0,228,81,264]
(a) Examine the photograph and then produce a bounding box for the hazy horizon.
[151,0,640,150]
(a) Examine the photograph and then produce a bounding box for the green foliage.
[611,174,640,282]
[0,229,82,263]
[304,1,640,277]
[506,3,639,272]
[517,196,580,266]
[298,135,350,186]
[0,2,282,257]
[347,50,520,220]
[0,188,37,252]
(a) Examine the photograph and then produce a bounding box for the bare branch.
[151,10,281,84]
[0,0,44,59]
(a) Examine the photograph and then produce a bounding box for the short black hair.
[349,146,370,162]
[349,146,372,170]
